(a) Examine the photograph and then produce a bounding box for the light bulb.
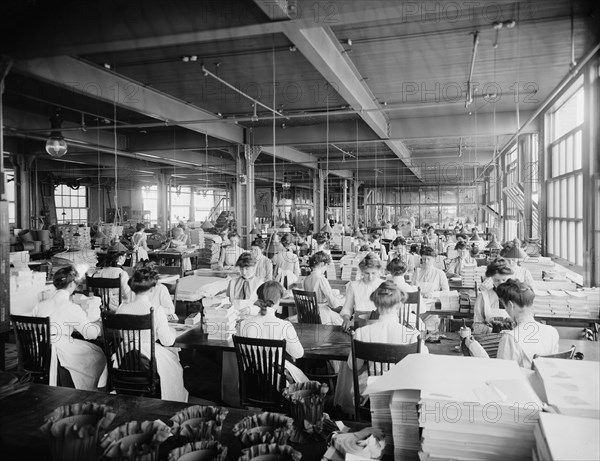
[45,137,68,158]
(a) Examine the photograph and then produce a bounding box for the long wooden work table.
[175,323,600,363]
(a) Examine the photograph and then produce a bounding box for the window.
[54,184,88,224]
[194,189,227,222]
[546,85,584,267]
[4,169,16,224]
[170,185,192,224]
[142,186,158,226]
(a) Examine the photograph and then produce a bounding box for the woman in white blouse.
[32,266,107,390]
[238,281,308,384]
[131,223,150,266]
[473,258,514,334]
[97,243,132,311]
[251,239,273,281]
[271,233,300,289]
[466,279,558,368]
[445,240,476,277]
[302,251,343,325]
[341,253,384,331]
[414,246,449,296]
[334,281,426,416]
[116,266,188,402]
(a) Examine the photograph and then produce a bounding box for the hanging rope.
[112,68,121,228]
[326,89,330,225]
[272,35,277,228]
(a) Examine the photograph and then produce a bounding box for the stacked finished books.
[198,234,221,266]
[521,257,554,281]
[204,303,238,340]
[460,264,479,288]
[341,266,360,281]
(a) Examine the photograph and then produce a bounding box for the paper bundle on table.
[532,358,599,420]
[389,390,420,460]
[204,304,238,340]
[460,264,479,288]
[429,291,459,310]
[189,229,205,248]
[533,413,599,461]
[521,257,554,281]
[341,266,360,281]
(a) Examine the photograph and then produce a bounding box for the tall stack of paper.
[188,228,205,248]
[198,234,222,265]
[533,413,600,461]
[369,391,395,457]
[532,358,600,419]
[364,355,542,461]
[204,303,238,340]
[532,289,552,316]
[177,276,230,302]
[390,390,420,460]
[461,264,479,288]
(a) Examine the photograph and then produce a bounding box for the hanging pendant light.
[45,108,68,158]
[321,222,334,234]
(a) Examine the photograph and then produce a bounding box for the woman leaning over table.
[32,266,107,391]
[238,281,309,384]
[341,253,385,332]
[303,251,344,326]
[466,279,558,369]
[116,265,188,402]
[472,258,514,335]
[334,281,426,417]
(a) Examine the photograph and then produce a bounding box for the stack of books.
[188,228,205,248]
[341,265,360,281]
[198,234,222,266]
[533,413,599,461]
[460,264,479,288]
[203,303,238,340]
[533,289,599,319]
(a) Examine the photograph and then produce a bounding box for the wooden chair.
[232,335,287,411]
[156,252,184,276]
[475,258,488,267]
[100,309,160,398]
[86,274,122,311]
[10,315,74,387]
[292,289,338,390]
[533,345,576,361]
[400,288,421,330]
[292,289,321,324]
[351,334,421,422]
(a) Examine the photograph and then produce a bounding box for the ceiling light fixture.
[45,108,68,158]
[251,104,259,122]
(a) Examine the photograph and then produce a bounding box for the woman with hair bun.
[340,253,384,331]
[271,233,300,289]
[223,281,308,406]
[32,266,107,390]
[334,281,426,416]
[116,265,188,402]
[302,251,343,325]
[239,281,307,383]
[472,258,514,335]
[414,246,449,297]
[131,222,150,266]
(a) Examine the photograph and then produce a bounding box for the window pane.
[576,222,583,266]
[576,174,583,219]
[554,182,560,217]
[547,219,554,254]
[574,130,582,169]
[547,183,554,218]
[567,176,575,219]
[565,135,574,173]
[568,221,575,263]
[559,140,566,176]
[561,221,567,260]
[554,220,560,257]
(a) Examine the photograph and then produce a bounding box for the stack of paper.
[390,390,420,460]
[429,291,459,310]
[204,303,238,340]
[197,234,222,265]
[177,276,230,302]
[460,264,479,288]
[364,355,542,461]
[369,391,395,457]
[532,289,552,316]
[547,290,570,316]
[532,358,600,419]
[533,413,600,461]
[188,228,205,248]
[341,266,360,281]
[521,257,554,281]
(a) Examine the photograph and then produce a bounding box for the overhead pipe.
[465,31,480,108]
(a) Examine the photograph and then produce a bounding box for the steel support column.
[156,172,170,232]
[244,144,261,246]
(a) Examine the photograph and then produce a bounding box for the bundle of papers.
[428,291,459,310]
[532,358,600,419]
[460,264,479,288]
[532,289,599,319]
[188,228,205,248]
[204,303,238,340]
[341,266,361,281]
[369,391,395,457]
[177,276,230,302]
[52,249,98,268]
[533,413,600,461]
[364,355,543,461]
[521,257,554,281]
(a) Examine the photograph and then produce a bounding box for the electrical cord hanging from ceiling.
[326,88,330,227]
[112,65,121,228]
[272,35,277,229]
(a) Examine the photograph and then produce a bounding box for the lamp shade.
[201,219,215,230]
[45,137,68,158]
[465,216,474,224]
[352,229,364,239]
[501,244,527,259]
[249,228,259,235]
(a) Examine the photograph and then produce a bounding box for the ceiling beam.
[389,111,537,140]
[253,0,292,21]
[279,23,421,180]
[13,56,244,145]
